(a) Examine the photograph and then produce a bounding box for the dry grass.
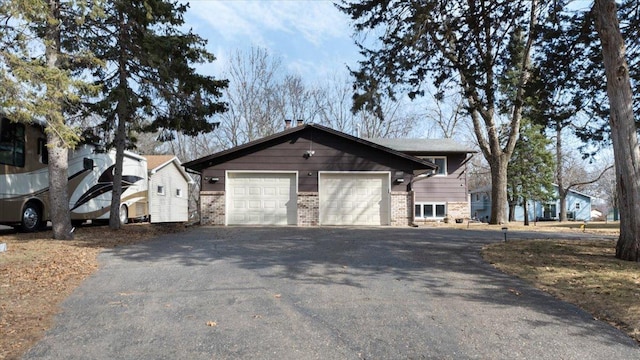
[2,220,636,358]
[0,223,186,360]
[482,237,640,343]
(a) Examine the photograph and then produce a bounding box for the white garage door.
[319,172,390,226]
[227,172,297,225]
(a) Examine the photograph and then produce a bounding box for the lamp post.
[501,227,508,242]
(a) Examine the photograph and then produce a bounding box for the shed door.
[227,172,297,225]
[319,172,390,226]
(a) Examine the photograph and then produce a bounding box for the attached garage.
[184,124,438,227]
[319,172,390,226]
[226,172,297,225]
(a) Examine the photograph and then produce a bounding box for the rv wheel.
[21,202,42,232]
[119,204,128,225]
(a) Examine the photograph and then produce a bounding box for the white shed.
[145,155,193,223]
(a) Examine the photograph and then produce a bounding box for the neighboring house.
[145,155,193,223]
[365,138,476,223]
[183,123,474,226]
[470,184,593,222]
[590,208,603,220]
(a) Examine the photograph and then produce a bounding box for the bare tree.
[423,89,466,139]
[218,47,323,147]
[313,76,418,138]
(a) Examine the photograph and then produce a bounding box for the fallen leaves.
[206,321,217,327]
[0,223,185,360]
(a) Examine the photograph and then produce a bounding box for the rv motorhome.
[0,117,149,231]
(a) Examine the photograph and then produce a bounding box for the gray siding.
[200,130,424,193]
[413,153,468,202]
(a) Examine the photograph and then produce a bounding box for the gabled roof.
[145,155,175,171]
[183,123,438,172]
[144,155,194,184]
[365,138,476,154]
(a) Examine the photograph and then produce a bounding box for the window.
[415,203,447,219]
[38,138,48,164]
[0,118,26,167]
[421,156,447,175]
[157,185,165,195]
[176,188,182,197]
[575,202,581,210]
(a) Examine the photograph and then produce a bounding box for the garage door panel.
[227,173,297,225]
[320,173,390,226]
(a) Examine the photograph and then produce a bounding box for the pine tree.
[83,0,228,229]
[0,0,101,239]
[507,121,555,225]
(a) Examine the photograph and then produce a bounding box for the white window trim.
[414,202,447,219]
[418,156,447,176]
[175,188,182,197]
[157,185,165,196]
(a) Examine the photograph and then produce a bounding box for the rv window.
[0,118,26,167]
[38,138,49,164]
[176,188,182,197]
[157,185,165,195]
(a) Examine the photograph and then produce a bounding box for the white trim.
[318,171,391,226]
[420,156,447,176]
[414,202,447,219]
[225,170,298,226]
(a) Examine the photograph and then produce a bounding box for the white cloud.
[185,0,350,47]
[181,0,358,82]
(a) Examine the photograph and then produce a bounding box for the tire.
[71,219,85,227]
[119,204,128,225]
[20,202,42,232]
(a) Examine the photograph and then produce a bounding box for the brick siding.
[390,191,413,226]
[199,191,225,226]
[297,192,319,226]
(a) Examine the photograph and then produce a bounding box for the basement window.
[415,203,447,219]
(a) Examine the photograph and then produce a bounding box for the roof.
[365,138,476,154]
[145,155,175,171]
[469,184,593,199]
[183,123,439,172]
[144,155,194,184]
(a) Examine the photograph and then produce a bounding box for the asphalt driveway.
[25,227,639,359]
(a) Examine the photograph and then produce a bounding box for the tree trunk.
[108,103,126,230]
[109,10,129,230]
[489,157,509,224]
[508,203,515,222]
[523,198,530,226]
[47,134,73,239]
[45,0,73,239]
[558,187,568,222]
[555,122,568,222]
[594,0,640,261]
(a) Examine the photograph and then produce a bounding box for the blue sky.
[182,0,360,83]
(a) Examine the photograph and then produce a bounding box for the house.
[470,184,593,222]
[183,123,474,226]
[365,138,476,223]
[145,155,194,223]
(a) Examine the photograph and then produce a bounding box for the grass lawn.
[482,222,640,343]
